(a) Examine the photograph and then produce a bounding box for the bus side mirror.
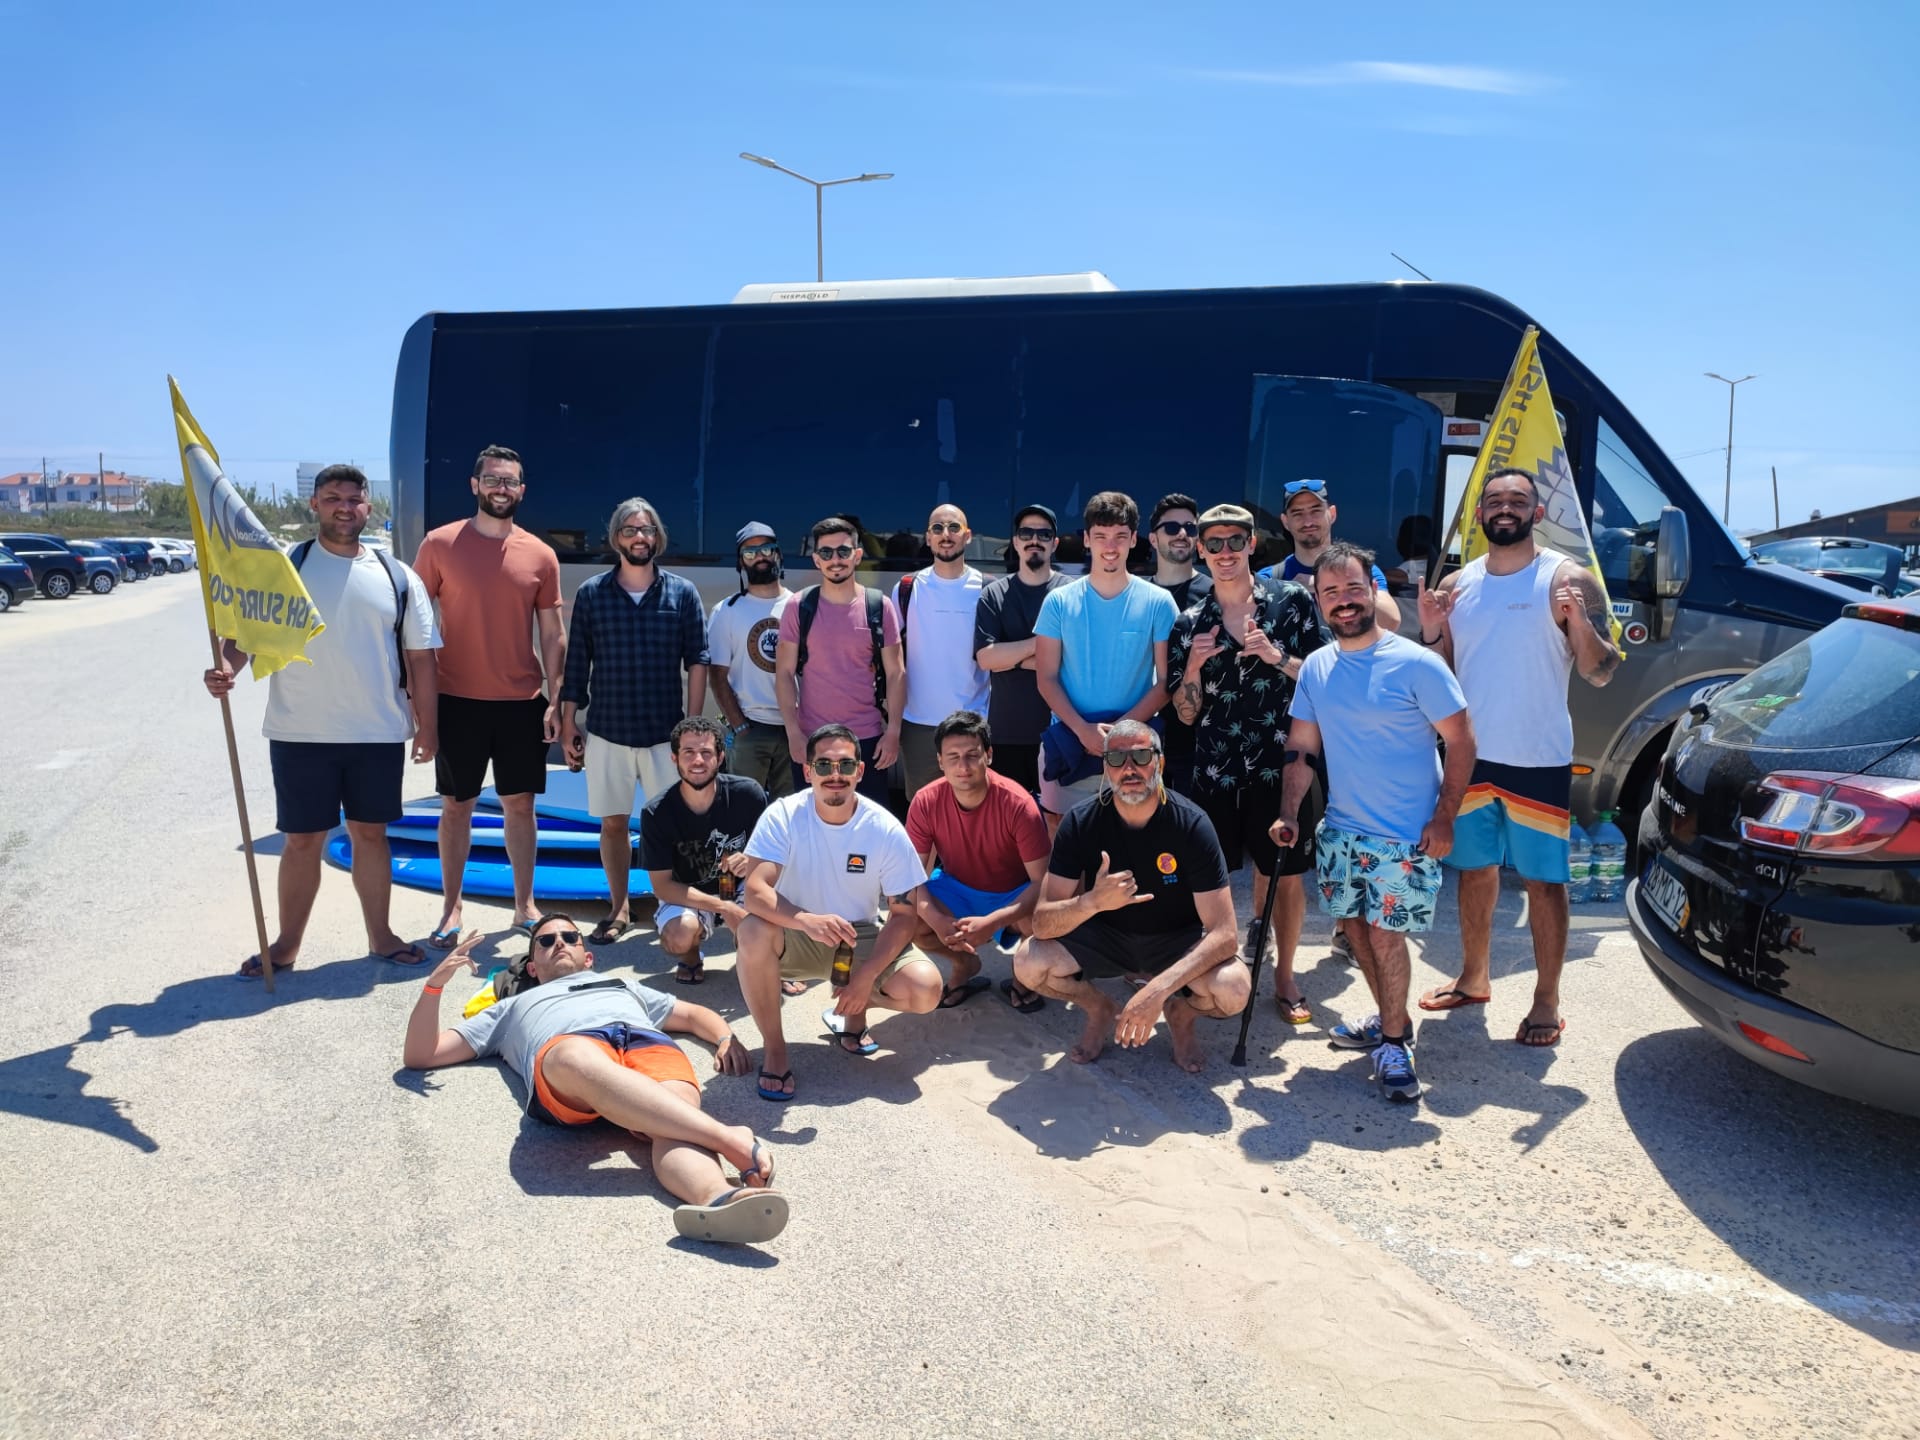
[1655,506,1690,600]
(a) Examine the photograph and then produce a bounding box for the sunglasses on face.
[1014,526,1056,542]
[1481,497,1534,513]
[1284,479,1327,497]
[809,757,860,776]
[1200,532,1251,554]
[740,542,780,559]
[814,544,856,560]
[1156,520,1198,537]
[533,929,583,950]
[928,521,966,536]
[616,524,659,539]
[1102,747,1161,769]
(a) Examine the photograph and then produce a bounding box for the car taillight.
[1739,771,1920,858]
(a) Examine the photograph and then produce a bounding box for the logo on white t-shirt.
[748,616,780,673]
[846,854,867,874]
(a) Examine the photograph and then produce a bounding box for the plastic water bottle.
[1566,822,1593,904]
[1590,810,1627,903]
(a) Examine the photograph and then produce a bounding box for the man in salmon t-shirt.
[412,444,566,943]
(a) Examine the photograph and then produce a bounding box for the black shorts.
[435,695,550,801]
[1199,770,1323,878]
[990,742,1040,796]
[1060,917,1205,979]
[270,740,404,834]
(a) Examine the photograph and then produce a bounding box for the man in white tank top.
[1413,468,1621,1047]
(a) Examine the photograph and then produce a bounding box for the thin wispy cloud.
[1191,61,1556,96]
[802,68,1124,99]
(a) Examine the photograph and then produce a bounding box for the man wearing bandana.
[708,521,796,799]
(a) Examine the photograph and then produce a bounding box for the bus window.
[1592,417,1671,601]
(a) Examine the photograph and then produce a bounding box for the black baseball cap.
[1012,503,1058,531]
[735,521,778,548]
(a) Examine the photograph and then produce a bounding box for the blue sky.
[3,1,1914,531]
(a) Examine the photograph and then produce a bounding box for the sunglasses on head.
[1283,479,1327,497]
[1102,746,1160,769]
[1200,532,1251,554]
[533,929,583,950]
[1156,520,1198,537]
[1014,526,1056,541]
[928,521,966,536]
[814,544,856,560]
[809,757,860,777]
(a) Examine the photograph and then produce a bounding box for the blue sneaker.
[1328,1014,1383,1050]
[1371,1039,1422,1102]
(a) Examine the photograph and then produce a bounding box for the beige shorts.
[1039,769,1105,817]
[583,734,676,819]
[775,921,932,984]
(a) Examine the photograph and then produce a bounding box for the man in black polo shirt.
[1012,720,1249,1072]
[973,502,1070,804]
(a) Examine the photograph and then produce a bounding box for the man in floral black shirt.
[1167,504,1329,1025]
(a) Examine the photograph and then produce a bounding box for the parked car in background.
[155,537,197,568]
[101,538,165,578]
[0,532,87,599]
[141,537,193,572]
[62,540,125,594]
[1749,536,1915,597]
[97,539,151,579]
[1629,596,1920,1117]
[0,545,33,612]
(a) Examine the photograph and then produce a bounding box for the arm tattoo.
[1174,678,1202,725]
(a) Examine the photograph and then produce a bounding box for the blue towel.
[1040,711,1163,784]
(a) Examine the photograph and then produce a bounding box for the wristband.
[1421,632,1443,646]
[423,984,444,995]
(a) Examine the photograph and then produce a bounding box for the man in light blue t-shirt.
[1033,491,1177,818]
[1272,543,1476,1104]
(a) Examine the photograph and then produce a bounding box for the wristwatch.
[730,721,752,737]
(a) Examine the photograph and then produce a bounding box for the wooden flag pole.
[207,632,278,993]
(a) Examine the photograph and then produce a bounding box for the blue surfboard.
[326,829,651,902]
[382,810,609,853]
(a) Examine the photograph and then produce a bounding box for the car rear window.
[1710,616,1920,750]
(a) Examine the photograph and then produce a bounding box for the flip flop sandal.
[1276,992,1313,1025]
[756,1069,796,1102]
[235,953,294,981]
[1515,1017,1567,1047]
[733,1138,774,1188]
[780,978,810,996]
[821,1012,879,1056]
[938,975,992,1009]
[377,944,430,967]
[673,958,705,985]
[588,917,632,945]
[426,927,461,950]
[673,1188,789,1244]
[1419,986,1492,1012]
[998,977,1045,1014]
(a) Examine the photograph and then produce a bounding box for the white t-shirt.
[894,567,990,726]
[746,791,928,924]
[707,589,792,726]
[264,545,440,744]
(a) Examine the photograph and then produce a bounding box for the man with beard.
[640,717,767,985]
[1012,720,1248,1073]
[1414,468,1620,1048]
[1271,543,1475,1102]
[413,445,566,944]
[892,504,991,799]
[202,464,442,974]
[734,725,944,1101]
[1258,479,1401,632]
[559,497,709,946]
[973,503,1070,801]
[1033,492,1179,820]
[707,521,795,799]
[1168,504,1328,1026]
[1146,492,1211,795]
[775,517,904,805]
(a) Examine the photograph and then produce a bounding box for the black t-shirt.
[1048,790,1229,934]
[639,773,767,887]
[974,571,1071,744]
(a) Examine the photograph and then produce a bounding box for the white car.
[143,537,196,571]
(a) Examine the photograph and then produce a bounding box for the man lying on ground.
[401,914,788,1244]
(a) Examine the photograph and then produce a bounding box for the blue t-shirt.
[1034,576,1178,717]
[1260,555,1389,591]
[1290,631,1466,844]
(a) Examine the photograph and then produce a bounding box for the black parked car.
[0,544,33,612]
[0,532,86,599]
[1628,597,1920,1116]
[100,538,164,578]
[63,540,125,593]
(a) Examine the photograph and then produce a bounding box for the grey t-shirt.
[451,972,678,1106]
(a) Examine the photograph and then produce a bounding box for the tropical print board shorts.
[1315,823,1442,933]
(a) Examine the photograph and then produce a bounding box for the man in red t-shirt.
[905,711,1053,1011]
[412,445,565,941]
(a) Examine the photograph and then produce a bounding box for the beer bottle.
[716,867,738,903]
[831,941,853,990]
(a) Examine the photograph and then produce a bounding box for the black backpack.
[292,539,411,693]
[795,583,889,717]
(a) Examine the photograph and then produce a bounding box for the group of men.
[205,445,1619,1241]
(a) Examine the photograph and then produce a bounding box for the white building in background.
[296,462,389,509]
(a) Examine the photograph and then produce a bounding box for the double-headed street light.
[739,152,894,284]
[1704,371,1757,526]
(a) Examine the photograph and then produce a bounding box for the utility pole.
[99,450,105,513]
[1704,372,1756,525]
[40,457,47,520]
[1771,465,1780,531]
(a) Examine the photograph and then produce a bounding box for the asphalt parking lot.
[3,579,1916,1440]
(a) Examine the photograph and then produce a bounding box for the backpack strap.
[794,585,822,676]
[291,539,409,694]
[863,585,888,715]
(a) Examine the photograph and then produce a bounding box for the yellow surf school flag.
[1451,327,1624,653]
[169,377,324,677]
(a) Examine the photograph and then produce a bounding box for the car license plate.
[1643,861,1689,934]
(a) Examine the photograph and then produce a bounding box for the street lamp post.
[1704,372,1756,526]
[739,152,894,283]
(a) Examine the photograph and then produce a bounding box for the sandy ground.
[2,579,1914,1439]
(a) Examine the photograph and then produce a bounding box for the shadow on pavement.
[1617,1026,1920,1352]
[986,1052,1235,1159]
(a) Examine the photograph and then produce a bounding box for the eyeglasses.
[928,521,966,536]
[1102,747,1160,770]
[1155,520,1198,537]
[533,929,583,950]
[809,757,861,776]
[1481,497,1534,513]
[814,544,856,560]
[1284,479,1327,497]
[475,477,524,491]
[740,542,781,559]
[616,524,659,539]
[1014,526,1056,542]
[1200,532,1252,554]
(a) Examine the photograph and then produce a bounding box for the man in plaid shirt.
[559,497,709,945]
